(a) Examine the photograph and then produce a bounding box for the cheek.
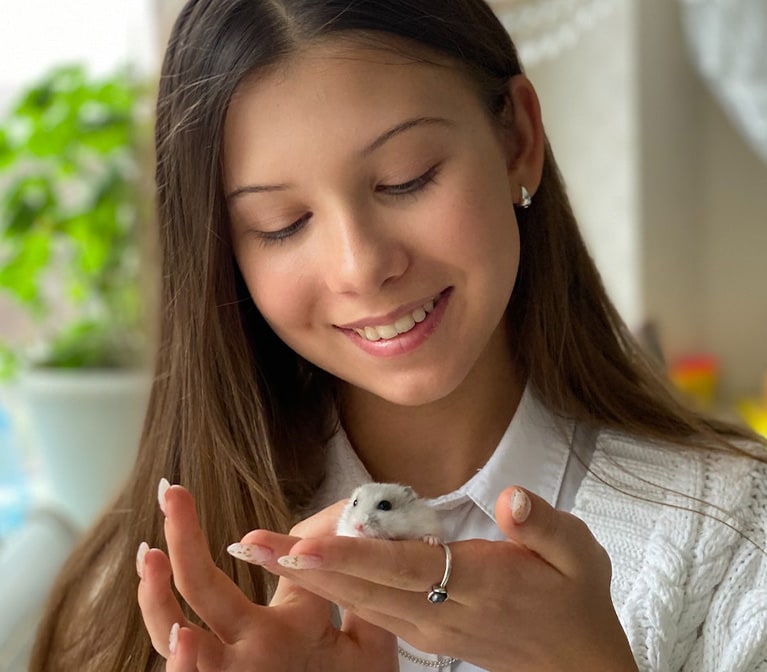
[238,253,316,338]
[433,171,520,271]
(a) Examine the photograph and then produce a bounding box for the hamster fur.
[336,482,444,545]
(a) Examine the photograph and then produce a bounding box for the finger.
[275,566,424,642]
[495,486,609,578]
[138,547,185,655]
[236,529,301,557]
[225,531,340,623]
[137,547,223,668]
[166,625,199,672]
[274,535,484,599]
[289,499,349,537]
[162,484,258,643]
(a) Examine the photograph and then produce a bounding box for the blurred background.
[0,0,765,668]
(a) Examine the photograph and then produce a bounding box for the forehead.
[234,34,462,101]
[222,38,485,181]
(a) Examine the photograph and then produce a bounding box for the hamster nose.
[354,523,364,533]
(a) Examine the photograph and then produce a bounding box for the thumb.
[495,486,609,579]
[289,499,348,538]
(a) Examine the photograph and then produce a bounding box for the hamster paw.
[422,535,442,546]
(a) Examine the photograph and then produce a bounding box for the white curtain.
[678,0,767,164]
[488,0,624,66]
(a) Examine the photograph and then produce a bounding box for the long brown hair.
[30,1,764,669]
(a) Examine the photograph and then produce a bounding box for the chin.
[359,371,465,408]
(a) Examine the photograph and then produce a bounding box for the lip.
[337,287,452,358]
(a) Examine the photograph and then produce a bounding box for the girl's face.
[224,40,522,407]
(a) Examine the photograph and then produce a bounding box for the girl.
[31,1,767,670]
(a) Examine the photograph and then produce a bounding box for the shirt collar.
[311,385,573,518]
[426,386,573,519]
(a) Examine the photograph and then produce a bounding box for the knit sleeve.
[680,457,767,672]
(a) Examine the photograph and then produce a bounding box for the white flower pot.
[16,369,151,530]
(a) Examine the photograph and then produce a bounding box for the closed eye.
[377,164,440,198]
[254,212,312,246]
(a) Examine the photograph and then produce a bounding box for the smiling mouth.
[350,295,441,342]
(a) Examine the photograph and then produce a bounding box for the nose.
[323,207,409,295]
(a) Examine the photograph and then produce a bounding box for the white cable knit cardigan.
[573,432,767,671]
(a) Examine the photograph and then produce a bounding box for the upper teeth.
[353,298,437,341]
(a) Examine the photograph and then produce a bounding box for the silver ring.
[427,542,452,604]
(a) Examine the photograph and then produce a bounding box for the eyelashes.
[256,212,312,245]
[376,164,440,198]
[253,164,441,247]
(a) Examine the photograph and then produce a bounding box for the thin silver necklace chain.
[398,645,459,669]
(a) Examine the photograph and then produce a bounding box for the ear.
[499,75,545,205]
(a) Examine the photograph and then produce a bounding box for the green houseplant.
[0,64,155,529]
[0,63,152,376]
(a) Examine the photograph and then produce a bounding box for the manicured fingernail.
[158,478,170,515]
[277,554,323,570]
[510,488,531,523]
[169,622,179,655]
[227,542,274,565]
[136,541,149,579]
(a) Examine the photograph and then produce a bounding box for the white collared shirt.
[310,386,591,671]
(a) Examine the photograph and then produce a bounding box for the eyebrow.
[225,115,453,201]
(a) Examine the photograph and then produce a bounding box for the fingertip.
[495,486,550,544]
[166,625,198,671]
[137,548,172,604]
[163,484,192,515]
[495,486,531,530]
[510,487,532,524]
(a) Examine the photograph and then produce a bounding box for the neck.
[339,328,524,498]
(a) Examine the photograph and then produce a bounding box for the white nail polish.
[136,541,149,579]
[158,478,171,515]
[227,542,273,565]
[510,488,531,523]
[277,554,323,570]
[169,622,179,655]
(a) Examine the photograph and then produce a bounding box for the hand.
[237,487,639,672]
[136,484,397,672]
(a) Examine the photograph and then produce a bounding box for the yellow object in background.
[668,354,719,411]
[738,399,767,438]
[737,371,767,439]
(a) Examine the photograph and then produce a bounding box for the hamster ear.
[400,485,419,502]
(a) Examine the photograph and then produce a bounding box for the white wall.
[637,0,767,400]
[0,0,157,114]
[528,0,767,401]
[526,0,640,328]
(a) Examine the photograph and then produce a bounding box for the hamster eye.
[352,498,359,507]
[377,500,392,511]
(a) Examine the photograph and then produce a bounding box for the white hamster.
[336,482,445,545]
